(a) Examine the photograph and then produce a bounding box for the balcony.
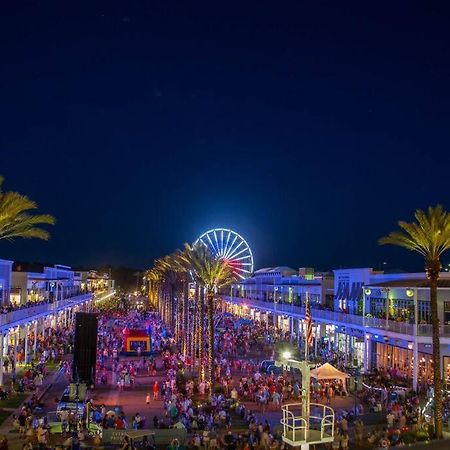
[222,296,450,338]
[0,293,93,329]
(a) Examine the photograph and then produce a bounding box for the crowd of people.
[0,295,442,450]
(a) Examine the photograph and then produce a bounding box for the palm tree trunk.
[170,284,175,331]
[207,290,215,384]
[191,285,199,367]
[427,259,443,438]
[198,285,205,382]
[174,292,179,342]
[182,280,189,356]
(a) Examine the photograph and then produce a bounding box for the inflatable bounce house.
[122,327,152,356]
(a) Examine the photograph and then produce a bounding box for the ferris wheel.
[195,228,254,279]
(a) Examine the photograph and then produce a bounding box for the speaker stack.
[72,312,98,386]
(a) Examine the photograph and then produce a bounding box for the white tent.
[310,363,349,391]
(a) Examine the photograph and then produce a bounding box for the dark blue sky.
[1,1,450,271]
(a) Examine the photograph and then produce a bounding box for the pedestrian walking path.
[0,364,64,449]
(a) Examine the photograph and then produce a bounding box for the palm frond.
[379,205,450,261]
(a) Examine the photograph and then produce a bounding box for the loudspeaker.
[73,312,98,385]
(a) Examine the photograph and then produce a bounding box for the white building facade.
[223,266,450,391]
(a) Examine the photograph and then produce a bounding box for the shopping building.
[11,264,82,306]
[9,265,115,307]
[0,260,116,386]
[223,266,450,390]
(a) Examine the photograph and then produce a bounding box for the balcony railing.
[222,296,450,338]
[0,293,93,328]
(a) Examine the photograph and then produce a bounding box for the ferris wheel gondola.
[195,228,254,279]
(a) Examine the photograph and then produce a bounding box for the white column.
[413,288,419,335]
[362,289,366,327]
[314,324,319,356]
[412,340,419,391]
[0,334,4,386]
[364,334,372,372]
[24,324,29,365]
[3,333,8,365]
[344,333,348,364]
[13,330,17,367]
[34,320,38,355]
[385,288,390,329]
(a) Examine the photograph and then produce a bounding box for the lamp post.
[382,288,390,330]
[353,376,359,416]
[274,286,279,328]
[278,351,312,421]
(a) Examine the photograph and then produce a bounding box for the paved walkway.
[0,364,65,449]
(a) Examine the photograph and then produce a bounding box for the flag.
[305,297,313,347]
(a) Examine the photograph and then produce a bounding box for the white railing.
[281,402,334,445]
[417,324,450,337]
[223,296,450,338]
[0,293,93,327]
[281,405,307,444]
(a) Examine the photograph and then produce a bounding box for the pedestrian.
[146,392,150,404]
[153,381,159,400]
[340,432,349,450]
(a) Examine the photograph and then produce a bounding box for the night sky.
[1,2,450,272]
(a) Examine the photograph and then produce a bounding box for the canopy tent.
[310,363,349,391]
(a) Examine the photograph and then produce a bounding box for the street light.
[277,351,336,448]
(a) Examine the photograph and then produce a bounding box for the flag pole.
[305,292,309,362]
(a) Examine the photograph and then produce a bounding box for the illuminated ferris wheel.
[195,228,254,279]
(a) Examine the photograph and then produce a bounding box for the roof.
[369,279,450,288]
[254,266,297,274]
[310,363,349,380]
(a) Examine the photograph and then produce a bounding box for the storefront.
[336,333,364,366]
[372,342,433,382]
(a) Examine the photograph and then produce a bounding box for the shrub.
[213,384,224,394]
[401,432,416,445]
[415,429,429,442]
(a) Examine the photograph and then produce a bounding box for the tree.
[176,244,206,381]
[145,269,160,308]
[379,205,450,439]
[179,243,235,384]
[0,176,55,240]
[154,256,179,330]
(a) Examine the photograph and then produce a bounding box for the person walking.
[146,392,150,404]
[152,381,159,400]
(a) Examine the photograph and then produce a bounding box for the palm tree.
[171,249,192,357]
[176,244,206,380]
[180,243,236,384]
[379,205,450,439]
[154,256,180,330]
[145,269,161,309]
[0,176,55,240]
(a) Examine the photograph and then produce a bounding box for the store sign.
[335,281,363,301]
[334,269,373,301]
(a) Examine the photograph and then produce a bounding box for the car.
[259,360,275,373]
[56,388,86,417]
[266,364,283,375]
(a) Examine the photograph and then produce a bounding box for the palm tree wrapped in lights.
[379,205,450,439]
[178,243,236,384]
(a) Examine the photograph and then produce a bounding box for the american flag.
[305,297,313,347]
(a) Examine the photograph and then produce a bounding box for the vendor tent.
[310,363,349,391]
